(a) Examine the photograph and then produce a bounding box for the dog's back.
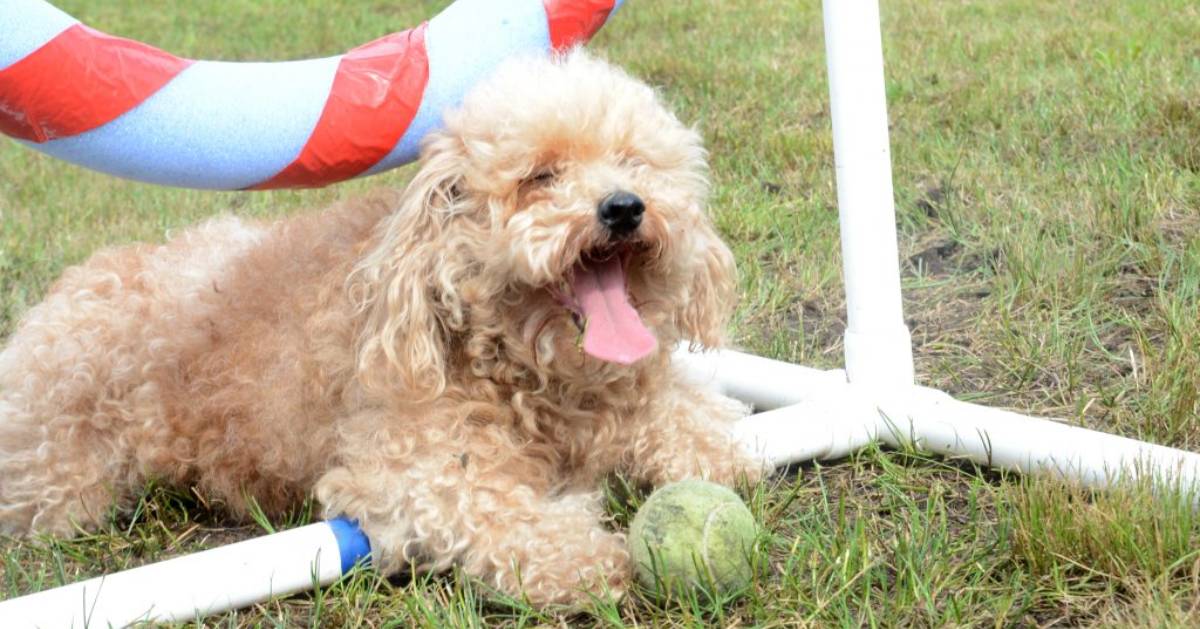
[0,192,393,534]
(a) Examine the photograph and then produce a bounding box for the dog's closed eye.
[619,153,646,168]
[522,169,557,187]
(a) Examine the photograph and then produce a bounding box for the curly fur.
[0,51,761,605]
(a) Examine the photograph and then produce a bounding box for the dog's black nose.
[597,191,644,237]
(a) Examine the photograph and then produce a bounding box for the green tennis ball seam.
[701,504,719,578]
[701,502,733,578]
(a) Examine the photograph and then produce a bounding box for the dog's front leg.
[622,380,765,489]
[315,410,628,606]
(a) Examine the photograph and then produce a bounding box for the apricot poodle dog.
[0,52,761,604]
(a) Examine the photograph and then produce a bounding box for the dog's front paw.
[628,386,768,489]
[653,444,766,489]
[504,529,630,606]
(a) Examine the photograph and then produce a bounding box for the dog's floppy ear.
[678,219,738,350]
[351,136,470,402]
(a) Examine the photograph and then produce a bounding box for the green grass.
[3,0,1200,625]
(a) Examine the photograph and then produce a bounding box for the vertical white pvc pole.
[822,0,915,388]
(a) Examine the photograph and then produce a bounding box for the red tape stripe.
[0,24,192,143]
[543,0,616,51]
[251,24,430,190]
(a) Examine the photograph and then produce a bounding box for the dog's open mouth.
[550,245,657,365]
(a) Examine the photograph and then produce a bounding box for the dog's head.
[354,51,735,400]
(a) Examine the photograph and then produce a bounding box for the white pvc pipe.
[673,349,878,465]
[732,397,878,467]
[0,520,364,627]
[822,0,914,388]
[672,346,847,411]
[677,349,1200,491]
[879,387,1200,490]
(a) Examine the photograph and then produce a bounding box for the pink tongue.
[571,255,657,364]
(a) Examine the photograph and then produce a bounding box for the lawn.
[2,0,1200,626]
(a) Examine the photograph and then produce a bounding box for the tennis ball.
[628,480,758,600]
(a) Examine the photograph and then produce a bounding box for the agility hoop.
[0,0,623,190]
